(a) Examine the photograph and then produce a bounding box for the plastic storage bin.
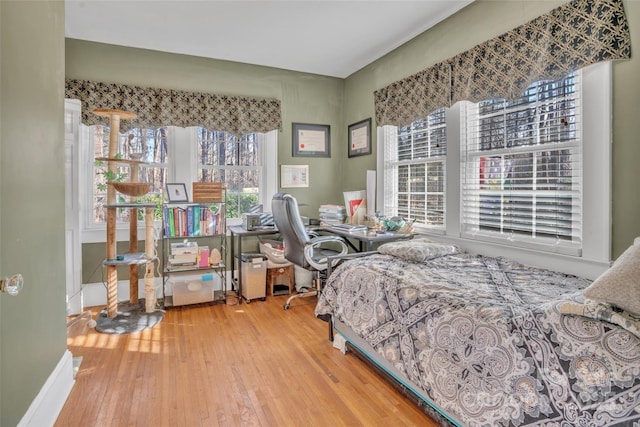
[259,239,288,264]
[240,253,267,303]
[169,272,218,306]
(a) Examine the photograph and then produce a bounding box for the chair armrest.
[303,236,349,271]
[309,235,346,246]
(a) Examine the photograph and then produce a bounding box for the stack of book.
[319,204,347,226]
[167,241,199,270]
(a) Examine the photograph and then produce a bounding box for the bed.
[315,238,640,426]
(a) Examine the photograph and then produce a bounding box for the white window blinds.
[383,108,447,229]
[461,72,582,254]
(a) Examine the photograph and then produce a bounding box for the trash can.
[240,253,267,303]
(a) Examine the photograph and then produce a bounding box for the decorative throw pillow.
[559,299,640,339]
[378,238,459,263]
[583,242,640,317]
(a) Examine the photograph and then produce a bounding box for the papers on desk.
[331,223,368,233]
[319,204,347,224]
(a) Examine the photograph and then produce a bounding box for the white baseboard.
[18,349,75,427]
[82,277,164,308]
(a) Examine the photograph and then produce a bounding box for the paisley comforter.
[315,251,640,426]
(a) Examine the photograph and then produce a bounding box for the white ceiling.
[65,0,473,78]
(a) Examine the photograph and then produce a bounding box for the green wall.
[65,39,347,282]
[343,0,640,259]
[1,1,67,425]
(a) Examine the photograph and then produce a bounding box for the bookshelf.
[161,200,227,307]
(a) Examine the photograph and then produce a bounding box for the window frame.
[377,62,611,278]
[80,126,277,243]
[381,112,447,233]
[460,73,582,255]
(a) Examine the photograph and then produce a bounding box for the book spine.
[164,206,170,237]
[195,206,201,236]
[168,208,175,237]
[187,206,194,237]
[181,209,187,237]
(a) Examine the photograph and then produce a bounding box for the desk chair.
[272,193,348,310]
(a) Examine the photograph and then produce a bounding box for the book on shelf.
[164,204,221,237]
[168,208,175,237]
[194,205,201,236]
[186,206,194,237]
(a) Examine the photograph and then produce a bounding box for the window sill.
[416,231,610,280]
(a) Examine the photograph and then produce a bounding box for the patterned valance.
[65,79,282,136]
[374,63,451,133]
[375,0,631,128]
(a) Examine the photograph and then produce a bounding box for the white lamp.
[0,273,23,296]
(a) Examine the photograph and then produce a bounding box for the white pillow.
[583,242,640,316]
[378,238,459,263]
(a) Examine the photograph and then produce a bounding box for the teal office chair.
[271,193,348,310]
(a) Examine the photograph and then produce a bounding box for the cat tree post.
[144,206,156,312]
[93,108,137,318]
[129,161,140,304]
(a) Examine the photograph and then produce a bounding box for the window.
[382,108,446,231]
[462,73,581,253]
[196,129,260,219]
[379,62,611,269]
[79,123,278,242]
[87,126,167,226]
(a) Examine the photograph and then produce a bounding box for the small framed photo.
[166,183,189,203]
[281,165,309,188]
[292,123,331,158]
[348,118,372,158]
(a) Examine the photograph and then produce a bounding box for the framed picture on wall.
[292,123,331,157]
[281,165,309,188]
[166,183,189,203]
[348,118,372,158]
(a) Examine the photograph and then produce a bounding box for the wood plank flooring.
[57,295,439,426]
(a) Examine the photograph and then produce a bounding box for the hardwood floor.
[57,295,438,427]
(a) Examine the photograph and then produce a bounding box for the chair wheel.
[246,299,251,304]
[283,304,290,310]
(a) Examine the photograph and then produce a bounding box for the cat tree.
[93,108,157,318]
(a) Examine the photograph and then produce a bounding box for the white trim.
[581,61,611,262]
[81,277,164,308]
[260,130,278,212]
[18,350,75,427]
[65,99,83,315]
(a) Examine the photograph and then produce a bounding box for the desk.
[228,225,279,304]
[319,226,413,252]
